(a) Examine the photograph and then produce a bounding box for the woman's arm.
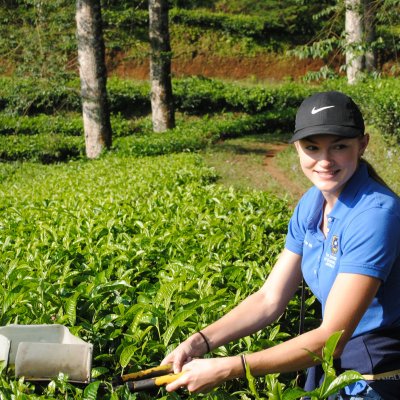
[161,249,303,373]
[244,272,381,376]
[166,272,381,393]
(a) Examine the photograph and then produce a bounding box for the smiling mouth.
[315,170,339,178]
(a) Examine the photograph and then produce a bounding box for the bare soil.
[261,143,305,200]
[109,53,325,81]
[203,137,306,203]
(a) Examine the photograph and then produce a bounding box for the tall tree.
[149,0,175,132]
[363,0,377,71]
[345,0,364,84]
[76,0,112,158]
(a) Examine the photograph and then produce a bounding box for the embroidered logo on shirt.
[331,235,339,255]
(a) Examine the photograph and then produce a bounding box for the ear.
[359,134,369,156]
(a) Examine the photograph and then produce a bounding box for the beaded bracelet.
[197,331,211,353]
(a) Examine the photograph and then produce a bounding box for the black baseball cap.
[289,91,365,143]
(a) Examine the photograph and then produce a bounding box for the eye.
[332,144,348,150]
[305,145,318,151]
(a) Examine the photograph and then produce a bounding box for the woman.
[161,91,400,399]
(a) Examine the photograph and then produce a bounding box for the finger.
[161,351,176,365]
[165,374,187,392]
[173,359,184,374]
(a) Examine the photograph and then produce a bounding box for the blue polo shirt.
[285,163,400,337]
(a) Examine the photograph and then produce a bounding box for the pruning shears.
[113,363,184,392]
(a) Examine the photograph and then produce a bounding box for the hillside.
[1,0,399,82]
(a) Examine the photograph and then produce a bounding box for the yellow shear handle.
[127,372,185,392]
[121,363,173,382]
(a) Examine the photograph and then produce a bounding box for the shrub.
[0,153,293,398]
[0,134,84,163]
[173,76,312,115]
[0,76,310,117]
[0,113,153,138]
[322,78,400,139]
[107,78,150,117]
[0,77,81,115]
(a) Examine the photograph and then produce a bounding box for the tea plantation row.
[0,77,399,164]
[0,153,304,398]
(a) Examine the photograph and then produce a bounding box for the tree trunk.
[76,0,112,159]
[149,0,175,132]
[363,0,377,71]
[345,0,363,84]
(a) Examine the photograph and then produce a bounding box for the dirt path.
[203,138,306,203]
[261,143,305,200]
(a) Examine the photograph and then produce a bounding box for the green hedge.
[322,78,400,138]
[112,112,293,156]
[1,77,399,164]
[0,152,292,397]
[0,114,83,136]
[0,78,81,115]
[0,113,153,138]
[0,76,309,117]
[0,134,84,163]
[0,112,291,163]
[103,8,285,40]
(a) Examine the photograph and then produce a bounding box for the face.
[294,134,369,200]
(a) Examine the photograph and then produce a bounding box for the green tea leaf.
[323,371,364,398]
[83,380,101,400]
[65,292,80,326]
[120,344,136,369]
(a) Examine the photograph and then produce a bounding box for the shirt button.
[328,217,333,222]
[326,228,330,232]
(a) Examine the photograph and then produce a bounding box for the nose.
[318,150,334,168]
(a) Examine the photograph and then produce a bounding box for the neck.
[322,192,338,212]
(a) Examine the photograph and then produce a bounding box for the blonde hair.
[360,158,391,190]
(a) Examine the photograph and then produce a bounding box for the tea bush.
[173,77,311,115]
[113,112,292,156]
[0,77,81,116]
[322,77,400,139]
[0,134,84,163]
[0,153,298,398]
[0,112,292,162]
[0,113,153,138]
[0,76,309,117]
[103,8,285,42]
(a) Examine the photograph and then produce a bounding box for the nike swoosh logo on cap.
[311,105,335,114]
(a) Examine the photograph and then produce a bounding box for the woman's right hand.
[161,332,210,373]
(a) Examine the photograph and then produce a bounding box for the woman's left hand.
[165,356,242,394]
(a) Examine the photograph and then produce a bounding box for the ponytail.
[360,158,392,190]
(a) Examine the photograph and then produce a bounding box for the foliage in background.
[0,76,311,162]
[1,0,397,80]
[290,0,400,82]
[1,76,400,164]
[0,0,75,80]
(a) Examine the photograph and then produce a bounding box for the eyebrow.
[304,136,347,144]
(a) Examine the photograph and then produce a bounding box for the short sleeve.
[340,208,400,281]
[285,201,306,256]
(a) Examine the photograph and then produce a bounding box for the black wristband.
[197,331,211,353]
